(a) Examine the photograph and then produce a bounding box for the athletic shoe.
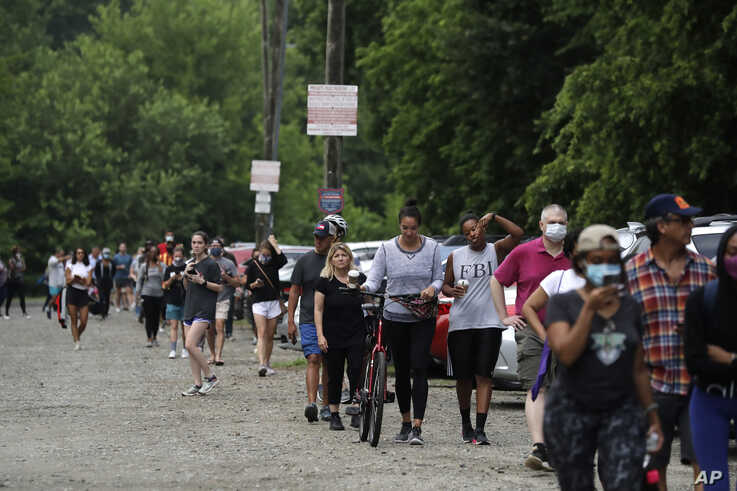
[265,367,276,376]
[46,308,51,320]
[473,429,490,446]
[73,341,81,351]
[153,339,160,347]
[350,414,360,429]
[329,414,345,431]
[345,405,360,416]
[408,426,425,446]
[181,385,201,396]
[3,315,9,320]
[319,405,331,422]
[341,389,351,404]
[258,366,267,377]
[251,336,257,345]
[304,402,318,422]
[181,349,189,359]
[24,314,31,319]
[168,350,176,359]
[199,375,218,394]
[525,443,553,471]
[394,423,412,443]
[462,424,475,443]
[145,341,153,348]
[115,307,121,313]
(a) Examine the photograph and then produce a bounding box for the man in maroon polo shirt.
[491,204,570,471]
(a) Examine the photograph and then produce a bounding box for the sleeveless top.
[449,244,502,331]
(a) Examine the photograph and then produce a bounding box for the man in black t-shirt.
[288,220,338,423]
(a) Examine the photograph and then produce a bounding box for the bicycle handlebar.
[337,287,423,301]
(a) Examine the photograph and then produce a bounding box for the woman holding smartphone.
[181,231,223,396]
[66,248,94,350]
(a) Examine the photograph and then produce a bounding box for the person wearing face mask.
[491,204,570,470]
[246,235,287,376]
[136,247,167,347]
[544,225,664,490]
[626,194,715,491]
[684,225,737,491]
[206,238,240,366]
[94,248,115,320]
[163,246,188,359]
[158,231,176,266]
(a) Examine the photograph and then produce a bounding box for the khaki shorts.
[517,325,544,391]
[215,299,231,320]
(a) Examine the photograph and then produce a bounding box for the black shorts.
[114,278,132,288]
[66,287,90,307]
[651,391,696,467]
[447,328,503,379]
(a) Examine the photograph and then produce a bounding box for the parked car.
[345,241,383,274]
[618,213,737,262]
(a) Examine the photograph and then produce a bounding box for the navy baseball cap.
[644,194,702,219]
[314,220,336,238]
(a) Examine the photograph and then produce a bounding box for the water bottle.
[642,432,660,491]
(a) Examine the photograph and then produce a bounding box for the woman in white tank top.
[441,211,523,445]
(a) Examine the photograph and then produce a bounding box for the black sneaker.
[462,424,475,443]
[330,414,345,431]
[473,429,490,445]
[525,443,553,471]
[394,423,412,443]
[304,403,318,423]
[350,414,360,429]
[319,405,331,421]
[408,426,425,446]
[345,405,360,416]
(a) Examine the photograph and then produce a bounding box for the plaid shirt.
[626,248,715,395]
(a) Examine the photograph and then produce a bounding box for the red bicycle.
[341,289,436,447]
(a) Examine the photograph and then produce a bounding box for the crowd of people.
[8,191,737,490]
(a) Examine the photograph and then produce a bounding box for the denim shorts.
[165,304,183,321]
[299,323,321,358]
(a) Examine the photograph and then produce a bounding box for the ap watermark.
[695,470,725,486]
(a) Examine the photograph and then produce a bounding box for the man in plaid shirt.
[626,194,715,491]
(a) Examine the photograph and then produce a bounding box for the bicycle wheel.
[368,351,386,447]
[358,355,372,442]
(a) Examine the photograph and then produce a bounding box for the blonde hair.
[320,242,358,279]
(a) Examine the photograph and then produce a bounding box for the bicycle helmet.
[323,214,348,238]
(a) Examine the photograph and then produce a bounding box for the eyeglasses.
[662,215,693,225]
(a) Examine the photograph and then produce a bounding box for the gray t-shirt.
[213,256,238,302]
[546,291,642,410]
[448,244,502,331]
[290,251,327,325]
[365,236,444,322]
[136,262,167,297]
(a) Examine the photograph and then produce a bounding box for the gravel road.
[0,301,724,489]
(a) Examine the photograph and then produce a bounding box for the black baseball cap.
[644,194,702,219]
[314,220,336,238]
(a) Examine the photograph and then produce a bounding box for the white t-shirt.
[47,256,67,288]
[539,268,585,297]
[66,262,93,290]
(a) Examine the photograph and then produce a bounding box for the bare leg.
[525,389,545,443]
[215,319,225,362]
[254,314,268,366]
[114,287,122,309]
[78,306,89,336]
[306,353,321,403]
[125,287,134,310]
[69,305,79,342]
[456,379,473,412]
[184,322,211,386]
[169,319,179,344]
[262,317,277,366]
[475,375,492,414]
[206,325,216,363]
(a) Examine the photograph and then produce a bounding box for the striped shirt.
[625,248,715,395]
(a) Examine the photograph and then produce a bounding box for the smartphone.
[602,274,621,287]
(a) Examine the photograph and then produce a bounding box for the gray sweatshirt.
[136,262,167,297]
[365,236,444,322]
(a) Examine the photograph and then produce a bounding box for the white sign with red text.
[307,84,358,136]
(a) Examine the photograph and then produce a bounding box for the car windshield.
[692,234,722,260]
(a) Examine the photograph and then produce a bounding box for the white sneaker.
[115,307,121,313]
[168,350,176,359]
[3,315,9,320]
[265,367,276,376]
[24,314,31,319]
[74,342,81,351]
[181,349,189,359]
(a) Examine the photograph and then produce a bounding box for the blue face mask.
[259,255,271,265]
[585,263,621,287]
[210,247,222,257]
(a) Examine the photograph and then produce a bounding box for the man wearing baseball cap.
[288,220,339,423]
[626,194,715,490]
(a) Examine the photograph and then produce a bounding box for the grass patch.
[271,357,307,369]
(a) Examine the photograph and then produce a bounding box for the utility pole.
[256,0,288,244]
[323,0,345,188]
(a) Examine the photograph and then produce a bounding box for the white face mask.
[545,223,567,242]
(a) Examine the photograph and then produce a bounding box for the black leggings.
[142,295,163,340]
[326,342,363,406]
[5,279,26,315]
[383,317,435,420]
[99,286,112,317]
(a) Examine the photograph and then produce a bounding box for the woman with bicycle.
[314,242,366,431]
[364,199,443,445]
[245,235,287,377]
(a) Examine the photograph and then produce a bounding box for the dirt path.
[0,302,721,489]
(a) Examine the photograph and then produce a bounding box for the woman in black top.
[94,248,115,319]
[180,231,223,397]
[314,243,366,430]
[544,225,663,491]
[685,224,737,490]
[245,235,287,376]
[6,245,28,318]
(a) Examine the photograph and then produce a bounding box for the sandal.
[215,360,225,366]
[207,359,215,365]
